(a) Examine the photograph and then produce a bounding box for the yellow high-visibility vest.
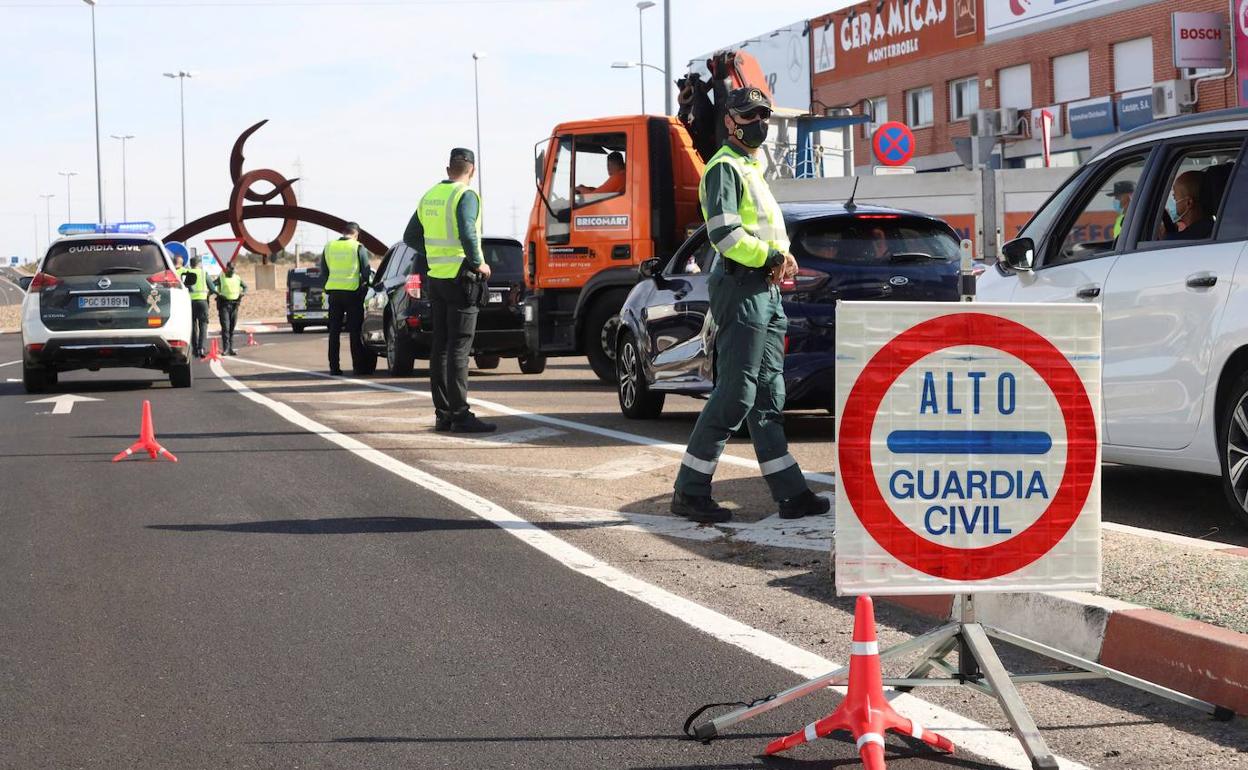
[699,145,788,268]
[324,238,362,291]
[418,181,480,279]
[217,273,243,301]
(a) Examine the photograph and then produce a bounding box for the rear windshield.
[794,216,959,266]
[483,240,523,279]
[288,268,326,288]
[42,240,166,277]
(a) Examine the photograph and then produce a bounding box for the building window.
[1114,37,1154,93]
[999,64,1032,111]
[949,77,979,121]
[1052,51,1090,104]
[862,95,888,138]
[906,86,934,128]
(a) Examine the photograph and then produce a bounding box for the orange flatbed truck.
[522,51,773,382]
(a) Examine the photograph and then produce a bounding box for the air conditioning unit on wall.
[970,109,1000,137]
[996,107,1022,136]
[1153,79,1196,118]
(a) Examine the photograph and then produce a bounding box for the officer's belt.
[721,257,767,277]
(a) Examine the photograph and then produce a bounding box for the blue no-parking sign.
[872,121,916,167]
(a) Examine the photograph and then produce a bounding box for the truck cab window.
[544,136,574,244]
[572,133,627,208]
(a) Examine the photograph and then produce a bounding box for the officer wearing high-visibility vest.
[402,147,495,434]
[209,260,247,356]
[672,87,830,524]
[184,254,211,358]
[318,222,372,375]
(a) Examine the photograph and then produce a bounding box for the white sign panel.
[1173,12,1228,69]
[1030,106,1065,137]
[834,302,1102,596]
[690,20,811,112]
[986,0,1130,38]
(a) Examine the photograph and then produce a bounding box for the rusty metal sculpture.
[164,120,387,260]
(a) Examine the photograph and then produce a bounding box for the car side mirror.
[18,275,33,291]
[638,257,662,279]
[182,273,197,287]
[1000,237,1036,271]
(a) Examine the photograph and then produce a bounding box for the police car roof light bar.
[57,221,157,236]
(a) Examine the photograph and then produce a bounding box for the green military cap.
[726,87,772,117]
[449,147,476,165]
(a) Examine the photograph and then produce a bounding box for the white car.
[21,223,193,393]
[978,107,1248,527]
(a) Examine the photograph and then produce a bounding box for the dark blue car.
[614,202,965,419]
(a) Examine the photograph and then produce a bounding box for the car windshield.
[483,240,524,280]
[794,216,959,265]
[42,240,166,277]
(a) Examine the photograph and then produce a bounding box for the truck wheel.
[617,331,664,419]
[291,323,305,334]
[170,363,193,389]
[1218,369,1248,528]
[474,354,501,370]
[583,290,628,384]
[518,353,547,375]
[22,365,48,394]
[386,325,416,377]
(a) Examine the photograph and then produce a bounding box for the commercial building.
[807,0,1238,173]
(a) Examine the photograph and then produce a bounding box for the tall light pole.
[39,194,55,245]
[663,0,672,115]
[163,70,193,225]
[636,1,655,114]
[84,0,104,223]
[109,134,134,220]
[611,61,664,113]
[58,172,79,221]
[472,52,486,209]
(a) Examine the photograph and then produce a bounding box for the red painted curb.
[1100,608,1248,715]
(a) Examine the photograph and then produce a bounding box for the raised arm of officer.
[456,188,489,279]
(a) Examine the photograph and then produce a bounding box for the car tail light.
[405,316,422,329]
[29,272,60,290]
[405,274,423,299]
[783,335,790,354]
[779,267,829,293]
[170,339,188,348]
[25,343,44,353]
[148,269,182,288]
[855,214,900,219]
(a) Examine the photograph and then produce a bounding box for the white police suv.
[21,222,193,393]
[978,107,1248,527]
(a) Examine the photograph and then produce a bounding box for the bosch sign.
[1173,12,1228,70]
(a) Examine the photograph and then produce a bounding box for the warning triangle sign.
[205,237,244,267]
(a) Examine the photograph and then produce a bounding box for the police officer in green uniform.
[403,148,495,434]
[182,255,210,358]
[319,222,372,375]
[210,261,246,356]
[672,88,831,524]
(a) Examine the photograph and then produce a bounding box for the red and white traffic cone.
[111,400,178,463]
[205,338,221,362]
[764,595,954,767]
[246,331,258,347]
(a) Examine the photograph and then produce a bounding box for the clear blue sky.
[0,0,854,260]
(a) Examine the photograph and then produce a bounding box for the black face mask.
[732,117,768,149]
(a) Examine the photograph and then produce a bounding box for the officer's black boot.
[451,413,496,434]
[671,492,731,523]
[778,489,831,520]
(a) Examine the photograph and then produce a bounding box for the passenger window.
[1138,143,1240,247]
[393,245,415,278]
[544,136,574,244]
[1045,156,1147,268]
[667,236,715,276]
[572,132,627,209]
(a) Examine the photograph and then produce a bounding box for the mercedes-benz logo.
[789,38,803,81]
[889,276,910,286]
[97,277,112,289]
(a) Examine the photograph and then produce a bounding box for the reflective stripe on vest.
[187,266,208,300]
[699,145,788,266]
[218,273,242,301]
[418,181,479,279]
[324,238,362,291]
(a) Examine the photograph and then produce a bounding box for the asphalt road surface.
[1,330,1244,769]
[0,267,26,306]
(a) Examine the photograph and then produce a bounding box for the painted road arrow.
[27,394,103,415]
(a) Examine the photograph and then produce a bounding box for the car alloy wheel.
[618,339,639,409]
[1225,390,1248,518]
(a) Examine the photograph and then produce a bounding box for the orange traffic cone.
[246,331,258,346]
[205,338,221,362]
[764,596,954,767]
[111,400,178,463]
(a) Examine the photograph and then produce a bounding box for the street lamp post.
[472,52,486,207]
[83,0,104,223]
[612,60,665,113]
[39,194,55,248]
[58,172,79,221]
[663,0,672,115]
[163,70,193,225]
[636,1,655,114]
[109,134,134,220]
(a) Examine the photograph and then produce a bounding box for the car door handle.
[1186,273,1217,289]
[1076,286,1101,300]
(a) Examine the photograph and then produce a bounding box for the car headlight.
[524,302,535,323]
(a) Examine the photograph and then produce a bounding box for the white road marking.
[0,360,21,369]
[26,393,102,415]
[282,391,423,407]
[226,357,839,487]
[371,426,567,451]
[212,357,1083,770]
[428,452,675,480]
[524,502,723,542]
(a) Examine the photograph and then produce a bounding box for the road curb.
[879,592,1248,715]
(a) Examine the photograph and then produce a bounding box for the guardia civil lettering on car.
[20,222,194,392]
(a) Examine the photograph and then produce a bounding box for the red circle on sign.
[872,121,916,167]
[837,312,1097,581]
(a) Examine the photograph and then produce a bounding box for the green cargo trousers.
[674,259,809,502]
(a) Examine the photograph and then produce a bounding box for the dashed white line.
[211,357,1085,770]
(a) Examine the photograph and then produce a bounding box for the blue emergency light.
[57,221,157,236]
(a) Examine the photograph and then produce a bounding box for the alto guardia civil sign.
[834,302,1102,595]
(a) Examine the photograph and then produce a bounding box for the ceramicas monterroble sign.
[812,0,982,78]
